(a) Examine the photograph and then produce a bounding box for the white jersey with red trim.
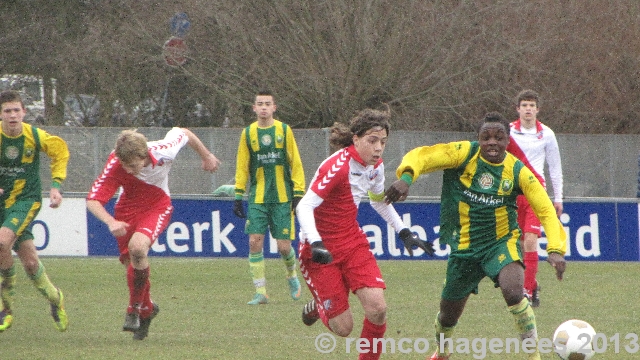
[507,119,563,202]
[87,127,189,212]
[296,145,405,253]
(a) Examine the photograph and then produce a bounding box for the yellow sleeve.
[395,141,473,182]
[234,129,250,200]
[285,126,305,197]
[519,167,567,255]
[38,128,70,188]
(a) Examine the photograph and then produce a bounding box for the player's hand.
[292,196,302,213]
[202,153,221,173]
[398,228,435,256]
[233,200,246,218]
[547,252,566,280]
[553,202,563,217]
[310,241,333,264]
[108,220,130,238]
[49,188,63,208]
[384,180,410,204]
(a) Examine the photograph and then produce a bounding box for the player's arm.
[385,141,472,203]
[519,167,567,279]
[233,130,250,218]
[39,129,70,208]
[545,131,564,215]
[180,128,221,172]
[296,190,332,263]
[86,199,129,238]
[285,126,305,209]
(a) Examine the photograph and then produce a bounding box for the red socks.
[523,251,538,294]
[358,318,387,360]
[127,265,152,317]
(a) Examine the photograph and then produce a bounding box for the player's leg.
[15,237,67,331]
[517,196,542,306]
[123,231,152,332]
[431,255,482,359]
[0,226,17,332]
[487,235,540,360]
[272,202,301,300]
[354,287,387,360]
[298,241,351,334]
[342,242,388,359]
[246,203,269,304]
[499,262,540,360]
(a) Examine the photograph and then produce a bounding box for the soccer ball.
[553,319,597,360]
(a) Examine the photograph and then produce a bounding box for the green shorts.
[441,236,523,301]
[0,200,41,251]
[245,202,295,240]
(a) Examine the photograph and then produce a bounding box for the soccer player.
[86,127,220,340]
[297,108,434,360]
[384,112,566,360]
[233,90,305,305]
[506,89,563,307]
[0,90,70,332]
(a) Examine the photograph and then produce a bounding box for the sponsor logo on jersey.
[5,146,19,160]
[478,173,493,189]
[261,134,272,146]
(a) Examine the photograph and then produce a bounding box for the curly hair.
[329,106,391,152]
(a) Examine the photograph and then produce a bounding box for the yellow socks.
[0,265,16,311]
[508,297,540,360]
[249,252,267,295]
[29,261,61,305]
[282,247,297,278]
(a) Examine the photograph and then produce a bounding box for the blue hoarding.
[87,199,640,261]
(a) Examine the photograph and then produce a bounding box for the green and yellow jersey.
[396,141,566,255]
[234,120,305,204]
[0,123,69,206]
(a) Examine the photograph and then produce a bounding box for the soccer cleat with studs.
[287,276,302,301]
[50,288,68,332]
[302,299,319,326]
[247,293,269,305]
[133,302,159,340]
[0,310,13,332]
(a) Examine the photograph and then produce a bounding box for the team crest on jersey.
[24,147,35,158]
[501,179,513,193]
[4,146,19,160]
[261,134,272,146]
[368,169,379,180]
[276,134,284,145]
[478,173,494,189]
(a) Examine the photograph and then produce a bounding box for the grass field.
[3,257,639,359]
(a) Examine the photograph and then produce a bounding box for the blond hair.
[115,129,148,163]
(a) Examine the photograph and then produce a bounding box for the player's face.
[0,101,26,136]
[121,156,147,175]
[253,95,276,121]
[478,122,509,164]
[353,127,388,165]
[517,100,538,122]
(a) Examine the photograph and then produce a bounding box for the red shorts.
[114,204,174,264]
[516,195,541,237]
[299,238,385,320]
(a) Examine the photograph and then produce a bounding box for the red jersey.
[87,127,189,215]
[297,145,404,255]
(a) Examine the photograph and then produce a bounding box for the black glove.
[292,196,302,213]
[233,200,246,218]
[310,241,333,264]
[398,228,435,256]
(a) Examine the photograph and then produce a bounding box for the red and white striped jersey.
[87,127,189,212]
[507,119,563,202]
[296,145,405,253]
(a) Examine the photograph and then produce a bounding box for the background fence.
[40,126,640,199]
